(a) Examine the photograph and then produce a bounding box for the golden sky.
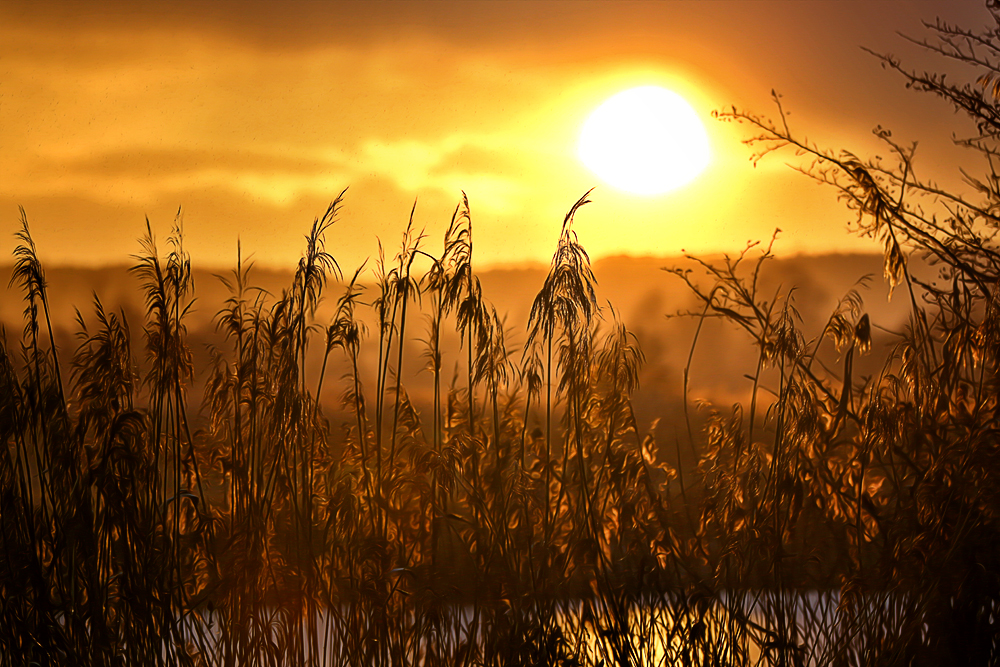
[1,0,991,270]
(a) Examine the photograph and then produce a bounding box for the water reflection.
[173,589,921,666]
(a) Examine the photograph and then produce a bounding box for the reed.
[3,176,997,666]
[7,12,1000,653]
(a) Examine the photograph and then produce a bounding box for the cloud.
[3,0,981,273]
[357,136,532,212]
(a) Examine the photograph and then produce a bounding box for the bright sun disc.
[579,86,710,195]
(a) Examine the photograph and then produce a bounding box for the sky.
[1,0,994,271]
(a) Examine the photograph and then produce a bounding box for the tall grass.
[1,176,999,666]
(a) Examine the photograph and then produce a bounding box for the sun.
[578,86,711,196]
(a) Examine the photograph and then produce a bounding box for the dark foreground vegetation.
[5,9,1000,667]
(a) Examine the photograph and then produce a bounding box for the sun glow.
[578,86,711,195]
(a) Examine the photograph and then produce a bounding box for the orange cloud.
[1,0,987,272]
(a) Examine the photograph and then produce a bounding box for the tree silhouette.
[697,5,1000,664]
